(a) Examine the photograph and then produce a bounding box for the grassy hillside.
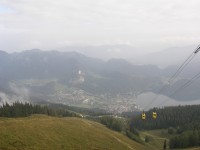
[0,115,145,150]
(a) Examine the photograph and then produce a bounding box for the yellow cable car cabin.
[152,112,157,119]
[142,112,146,120]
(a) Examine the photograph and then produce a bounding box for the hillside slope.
[0,115,145,150]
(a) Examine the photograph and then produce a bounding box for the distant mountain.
[0,49,162,87]
[58,45,139,61]
[135,45,200,68]
[0,49,199,111]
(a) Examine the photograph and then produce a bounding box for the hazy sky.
[0,0,200,53]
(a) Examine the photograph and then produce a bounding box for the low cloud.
[0,0,200,52]
[9,83,30,100]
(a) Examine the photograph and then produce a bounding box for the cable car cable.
[143,45,200,110]
[168,54,195,84]
[168,44,200,84]
[157,70,200,107]
[140,44,200,119]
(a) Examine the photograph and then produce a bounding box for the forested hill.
[130,105,200,130]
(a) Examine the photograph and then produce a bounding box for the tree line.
[128,105,200,148]
[0,102,80,118]
[130,105,200,130]
[170,130,200,149]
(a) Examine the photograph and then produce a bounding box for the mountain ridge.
[0,49,199,111]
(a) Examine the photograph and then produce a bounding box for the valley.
[1,0,200,149]
[0,50,200,113]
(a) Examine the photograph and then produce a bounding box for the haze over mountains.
[137,45,200,68]
[58,45,139,61]
[58,44,200,68]
[0,45,200,112]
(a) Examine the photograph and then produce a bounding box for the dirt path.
[81,119,92,126]
[111,134,134,150]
